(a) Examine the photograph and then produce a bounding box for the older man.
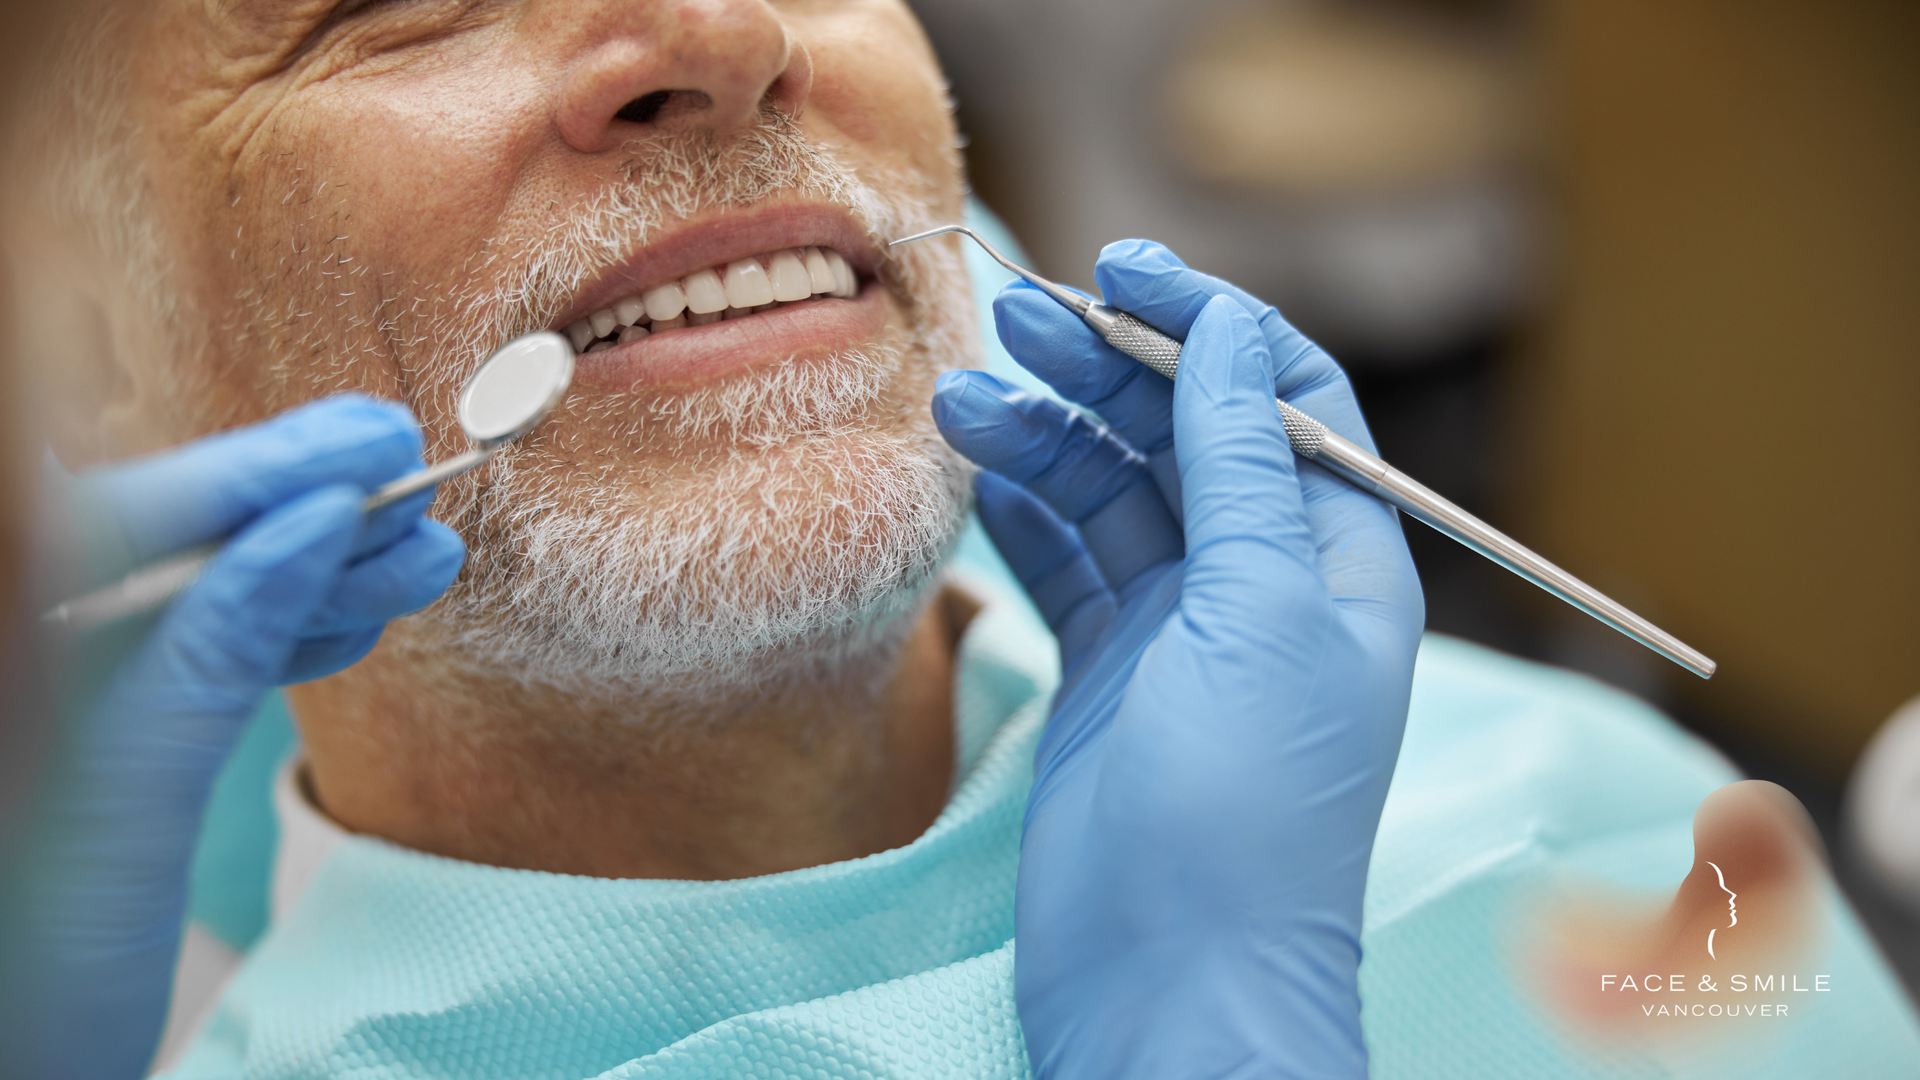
[18,0,1426,1074]
[30,0,992,877]
[10,1,1920,1079]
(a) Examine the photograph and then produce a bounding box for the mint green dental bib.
[169,588,1053,1080]
[165,628,1920,1080]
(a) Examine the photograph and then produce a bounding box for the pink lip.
[549,202,887,391]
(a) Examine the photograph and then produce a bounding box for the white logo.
[1706,860,1737,960]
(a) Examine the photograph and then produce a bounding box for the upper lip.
[549,202,881,331]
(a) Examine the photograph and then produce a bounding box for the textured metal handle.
[1275,401,1329,459]
[1091,306,1183,380]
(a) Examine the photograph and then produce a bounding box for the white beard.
[387,115,981,706]
[40,58,982,708]
[422,344,975,704]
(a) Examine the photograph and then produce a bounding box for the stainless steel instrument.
[894,224,1715,680]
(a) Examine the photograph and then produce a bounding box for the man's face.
[117,0,977,698]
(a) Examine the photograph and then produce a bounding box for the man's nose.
[548,0,812,154]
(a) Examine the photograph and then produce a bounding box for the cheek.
[281,56,550,276]
[802,8,956,180]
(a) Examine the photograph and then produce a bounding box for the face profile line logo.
[1705,860,1737,959]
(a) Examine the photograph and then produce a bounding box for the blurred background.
[906,0,1919,990]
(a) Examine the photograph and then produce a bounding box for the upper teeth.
[565,246,859,354]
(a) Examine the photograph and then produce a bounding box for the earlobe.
[7,225,168,466]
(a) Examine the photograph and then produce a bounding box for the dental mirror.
[362,330,574,510]
[45,331,575,630]
[460,331,576,446]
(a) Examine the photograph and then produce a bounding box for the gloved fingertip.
[1188,294,1271,369]
[932,369,1022,434]
[413,520,469,584]
[287,391,417,430]
[993,282,1082,350]
[328,627,386,671]
[282,626,385,685]
[1201,290,1261,326]
[1093,239,1187,296]
[936,367,1018,398]
[360,520,466,616]
[932,368,970,397]
[929,373,965,432]
[993,278,1047,313]
[1096,238,1185,275]
[365,484,435,524]
[297,390,412,421]
[279,394,427,464]
[934,381,1078,479]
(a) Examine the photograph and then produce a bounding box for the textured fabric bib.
[167,587,1055,1080]
[166,631,1920,1080]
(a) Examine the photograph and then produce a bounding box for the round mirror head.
[457,331,574,447]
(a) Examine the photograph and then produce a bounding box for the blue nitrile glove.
[932,240,1425,1079]
[2,395,466,1080]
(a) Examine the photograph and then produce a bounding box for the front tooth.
[683,268,728,314]
[803,247,836,293]
[642,281,686,321]
[618,323,649,344]
[585,340,613,353]
[613,297,647,326]
[652,314,686,332]
[769,250,813,302]
[723,258,775,308]
[687,309,723,326]
[566,320,595,352]
[589,308,618,338]
[824,249,856,298]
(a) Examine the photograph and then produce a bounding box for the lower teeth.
[575,298,804,352]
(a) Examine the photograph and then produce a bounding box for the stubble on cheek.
[146,69,519,441]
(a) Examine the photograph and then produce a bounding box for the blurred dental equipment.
[1846,693,1920,915]
[42,331,574,633]
[895,225,1715,680]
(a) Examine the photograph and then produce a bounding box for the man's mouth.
[563,246,860,356]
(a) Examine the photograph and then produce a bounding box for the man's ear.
[5,213,174,467]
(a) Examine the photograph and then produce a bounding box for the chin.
[413,339,975,706]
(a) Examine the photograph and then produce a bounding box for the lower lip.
[566,284,887,392]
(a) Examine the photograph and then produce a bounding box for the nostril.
[615,90,675,125]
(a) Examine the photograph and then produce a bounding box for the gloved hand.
[1,395,466,1080]
[932,240,1425,1078]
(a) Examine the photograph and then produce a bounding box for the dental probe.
[43,332,574,633]
[894,225,1716,680]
